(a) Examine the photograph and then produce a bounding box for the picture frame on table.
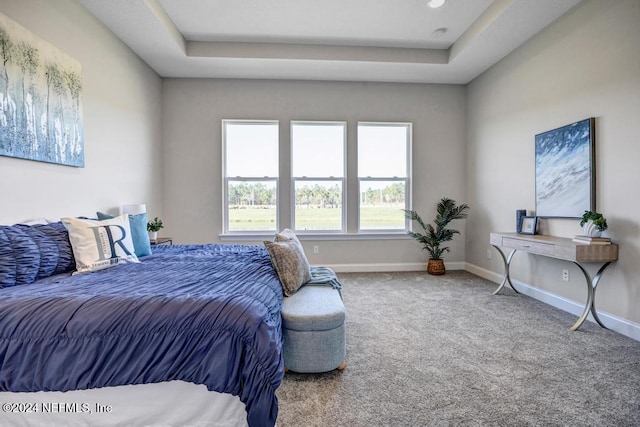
[519,216,538,235]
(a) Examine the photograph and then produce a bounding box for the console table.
[490,232,618,331]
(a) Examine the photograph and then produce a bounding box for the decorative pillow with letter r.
[62,215,139,273]
[97,211,151,257]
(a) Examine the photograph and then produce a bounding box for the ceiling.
[78,0,582,84]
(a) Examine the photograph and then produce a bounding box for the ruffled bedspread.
[0,244,284,427]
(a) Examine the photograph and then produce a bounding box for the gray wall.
[466,0,640,325]
[0,0,163,224]
[3,0,636,332]
[162,79,467,269]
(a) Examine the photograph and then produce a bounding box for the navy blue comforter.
[0,244,284,426]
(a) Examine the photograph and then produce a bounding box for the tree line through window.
[223,120,411,233]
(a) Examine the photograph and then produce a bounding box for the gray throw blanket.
[306,266,343,299]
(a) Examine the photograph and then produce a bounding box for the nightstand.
[150,237,173,246]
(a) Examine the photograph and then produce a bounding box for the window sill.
[219,232,410,242]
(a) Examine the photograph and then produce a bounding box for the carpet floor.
[276,271,640,426]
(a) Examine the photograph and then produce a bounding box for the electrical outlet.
[487,249,492,259]
[313,245,319,254]
[562,269,569,282]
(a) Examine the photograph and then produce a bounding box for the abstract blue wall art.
[535,118,595,218]
[0,12,84,167]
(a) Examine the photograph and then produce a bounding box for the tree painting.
[0,12,83,167]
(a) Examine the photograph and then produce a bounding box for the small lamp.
[122,203,147,215]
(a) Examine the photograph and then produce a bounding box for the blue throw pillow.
[0,227,16,288]
[16,224,60,280]
[0,225,40,287]
[34,222,76,274]
[97,212,152,257]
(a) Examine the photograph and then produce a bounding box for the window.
[221,119,412,237]
[223,120,279,233]
[358,122,411,231]
[291,121,346,231]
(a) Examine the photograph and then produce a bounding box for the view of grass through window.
[224,120,279,232]
[360,181,406,229]
[224,120,410,233]
[227,181,277,231]
[358,122,410,230]
[292,122,345,231]
[227,181,406,230]
[294,181,342,230]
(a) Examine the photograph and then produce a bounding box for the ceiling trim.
[145,0,186,54]
[78,0,583,84]
[187,41,450,65]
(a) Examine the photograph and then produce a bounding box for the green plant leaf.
[404,198,470,261]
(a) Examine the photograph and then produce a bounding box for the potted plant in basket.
[147,217,164,241]
[579,210,607,237]
[403,198,470,275]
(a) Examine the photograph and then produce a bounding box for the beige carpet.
[276,271,640,426]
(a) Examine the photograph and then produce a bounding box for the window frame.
[290,120,347,234]
[222,119,280,234]
[357,121,412,233]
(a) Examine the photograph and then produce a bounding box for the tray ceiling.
[78,0,582,84]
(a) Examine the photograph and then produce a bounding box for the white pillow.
[62,215,139,273]
[19,217,62,225]
[19,218,49,226]
[274,228,302,245]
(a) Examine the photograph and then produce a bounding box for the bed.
[0,220,285,427]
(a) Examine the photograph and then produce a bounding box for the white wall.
[0,0,163,223]
[466,0,640,327]
[162,79,467,269]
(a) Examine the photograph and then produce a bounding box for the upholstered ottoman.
[281,284,346,373]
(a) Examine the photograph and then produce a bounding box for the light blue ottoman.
[282,284,346,373]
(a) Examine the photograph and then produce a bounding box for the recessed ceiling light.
[431,27,448,38]
[428,0,446,8]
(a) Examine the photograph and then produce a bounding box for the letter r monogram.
[90,225,132,260]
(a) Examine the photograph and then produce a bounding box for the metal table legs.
[491,245,520,295]
[570,261,612,331]
[491,245,613,331]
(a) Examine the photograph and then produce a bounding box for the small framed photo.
[520,216,538,235]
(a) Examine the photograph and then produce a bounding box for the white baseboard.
[325,261,466,273]
[465,263,503,283]
[466,263,640,342]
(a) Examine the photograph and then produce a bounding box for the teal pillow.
[97,211,152,257]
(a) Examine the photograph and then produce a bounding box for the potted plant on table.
[147,217,164,241]
[579,210,607,237]
[403,197,470,275]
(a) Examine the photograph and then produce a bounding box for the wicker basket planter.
[427,259,445,275]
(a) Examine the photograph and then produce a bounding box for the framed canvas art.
[0,12,84,167]
[535,118,595,218]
